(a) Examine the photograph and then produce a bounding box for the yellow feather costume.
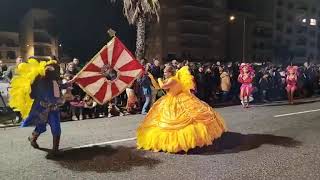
[137,66,227,153]
[8,59,57,119]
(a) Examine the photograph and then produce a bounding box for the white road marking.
[274,109,320,118]
[70,137,136,149]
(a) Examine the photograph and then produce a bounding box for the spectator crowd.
[1,56,320,122]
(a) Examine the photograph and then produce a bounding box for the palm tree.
[111,0,160,59]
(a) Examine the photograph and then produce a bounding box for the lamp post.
[229,15,246,62]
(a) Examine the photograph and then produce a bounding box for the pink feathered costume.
[238,63,255,97]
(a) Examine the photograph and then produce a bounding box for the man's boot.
[52,136,60,154]
[28,132,40,149]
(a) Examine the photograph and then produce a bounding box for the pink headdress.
[286,66,298,76]
[239,63,255,75]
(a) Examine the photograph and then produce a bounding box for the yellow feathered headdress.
[8,58,57,119]
[175,66,195,92]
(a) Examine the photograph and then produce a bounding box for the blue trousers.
[33,111,61,137]
[142,95,151,114]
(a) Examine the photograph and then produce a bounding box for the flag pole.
[107,28,116,37]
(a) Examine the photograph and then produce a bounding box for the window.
[34,45,51,56]
[33,32,51,43]
[6,51,16,59]
[286,39,291,46]
[213,26,221,32]
[276,23,283,31]
[296,37,307,46]
[259,42,265,49]
[296,25,307,33]
[309,30,316,37]
[310,41,316,47]
[286,27,293,34]
[288,2,294,9]
[167,36,177,43]
[276,10,283,19]
[310,19,317,26]
[276,36,282,43]
[294,48,306,57]
[287,15,293,22]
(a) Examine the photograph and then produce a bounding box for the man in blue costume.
[22,62,66,155]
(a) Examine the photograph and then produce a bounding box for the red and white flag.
[74,37,144,105]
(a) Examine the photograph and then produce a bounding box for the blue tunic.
[21,77,61,136]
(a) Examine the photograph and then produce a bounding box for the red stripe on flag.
[111,38,125,68]
[118,59,143,71]
[94,82,108,104]
[83,63,101,72]
[100,47,109,65]
[76,75,103,87]
[111,82,119,97]
[118,76,135,84]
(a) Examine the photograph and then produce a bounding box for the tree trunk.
[135,16,146,60]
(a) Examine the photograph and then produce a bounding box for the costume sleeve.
[148,72,160,89]
[175,66,195,92]
[238,75,244,83]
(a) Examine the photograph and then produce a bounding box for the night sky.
[0,0,136,63]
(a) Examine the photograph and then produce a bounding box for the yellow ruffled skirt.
[136,92,227,153]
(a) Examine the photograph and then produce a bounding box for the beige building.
[145,0,227,62]
[20,9,59,60]
[0,32,20,65]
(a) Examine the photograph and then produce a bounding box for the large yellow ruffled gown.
[136,66,227,153]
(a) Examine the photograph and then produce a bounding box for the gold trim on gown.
[136,66,227,153]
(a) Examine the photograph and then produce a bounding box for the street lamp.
[229,15,236,21]
[229,15,246,62]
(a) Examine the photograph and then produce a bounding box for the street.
[1,99,320,180]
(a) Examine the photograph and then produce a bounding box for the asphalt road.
[0,99,320,180]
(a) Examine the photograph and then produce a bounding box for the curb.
[0,123,20,129]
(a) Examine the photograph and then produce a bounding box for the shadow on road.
[189,132,301,155]
[44,145,161,173]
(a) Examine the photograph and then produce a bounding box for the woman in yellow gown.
[136,65,227,153]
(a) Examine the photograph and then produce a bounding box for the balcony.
[34,45,52,57]
[180,35,212,48]
[179,6,212,22]
[34,31,51,43]
[179,24,211,35]
[253,28,273,38]
[183,0,213,8]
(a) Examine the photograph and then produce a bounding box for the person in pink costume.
[238,63,255,108]
[286,66,298,104]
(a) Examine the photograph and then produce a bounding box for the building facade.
[145,0,227,62]
[20,9,59,60]
[274,0,320,63]
[228,0,320,64]
[0,32,20,64]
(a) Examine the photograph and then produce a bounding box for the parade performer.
[286,66,298,104]
[136,65,226,153]
[9,58,66,155]
[238,63,255,108]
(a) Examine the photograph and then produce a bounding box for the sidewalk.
[1,96,320,129]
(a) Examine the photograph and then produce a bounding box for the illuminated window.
[310,19,317,26]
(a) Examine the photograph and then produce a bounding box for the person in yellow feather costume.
[9,58,67,155]
[136,65,227,153]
